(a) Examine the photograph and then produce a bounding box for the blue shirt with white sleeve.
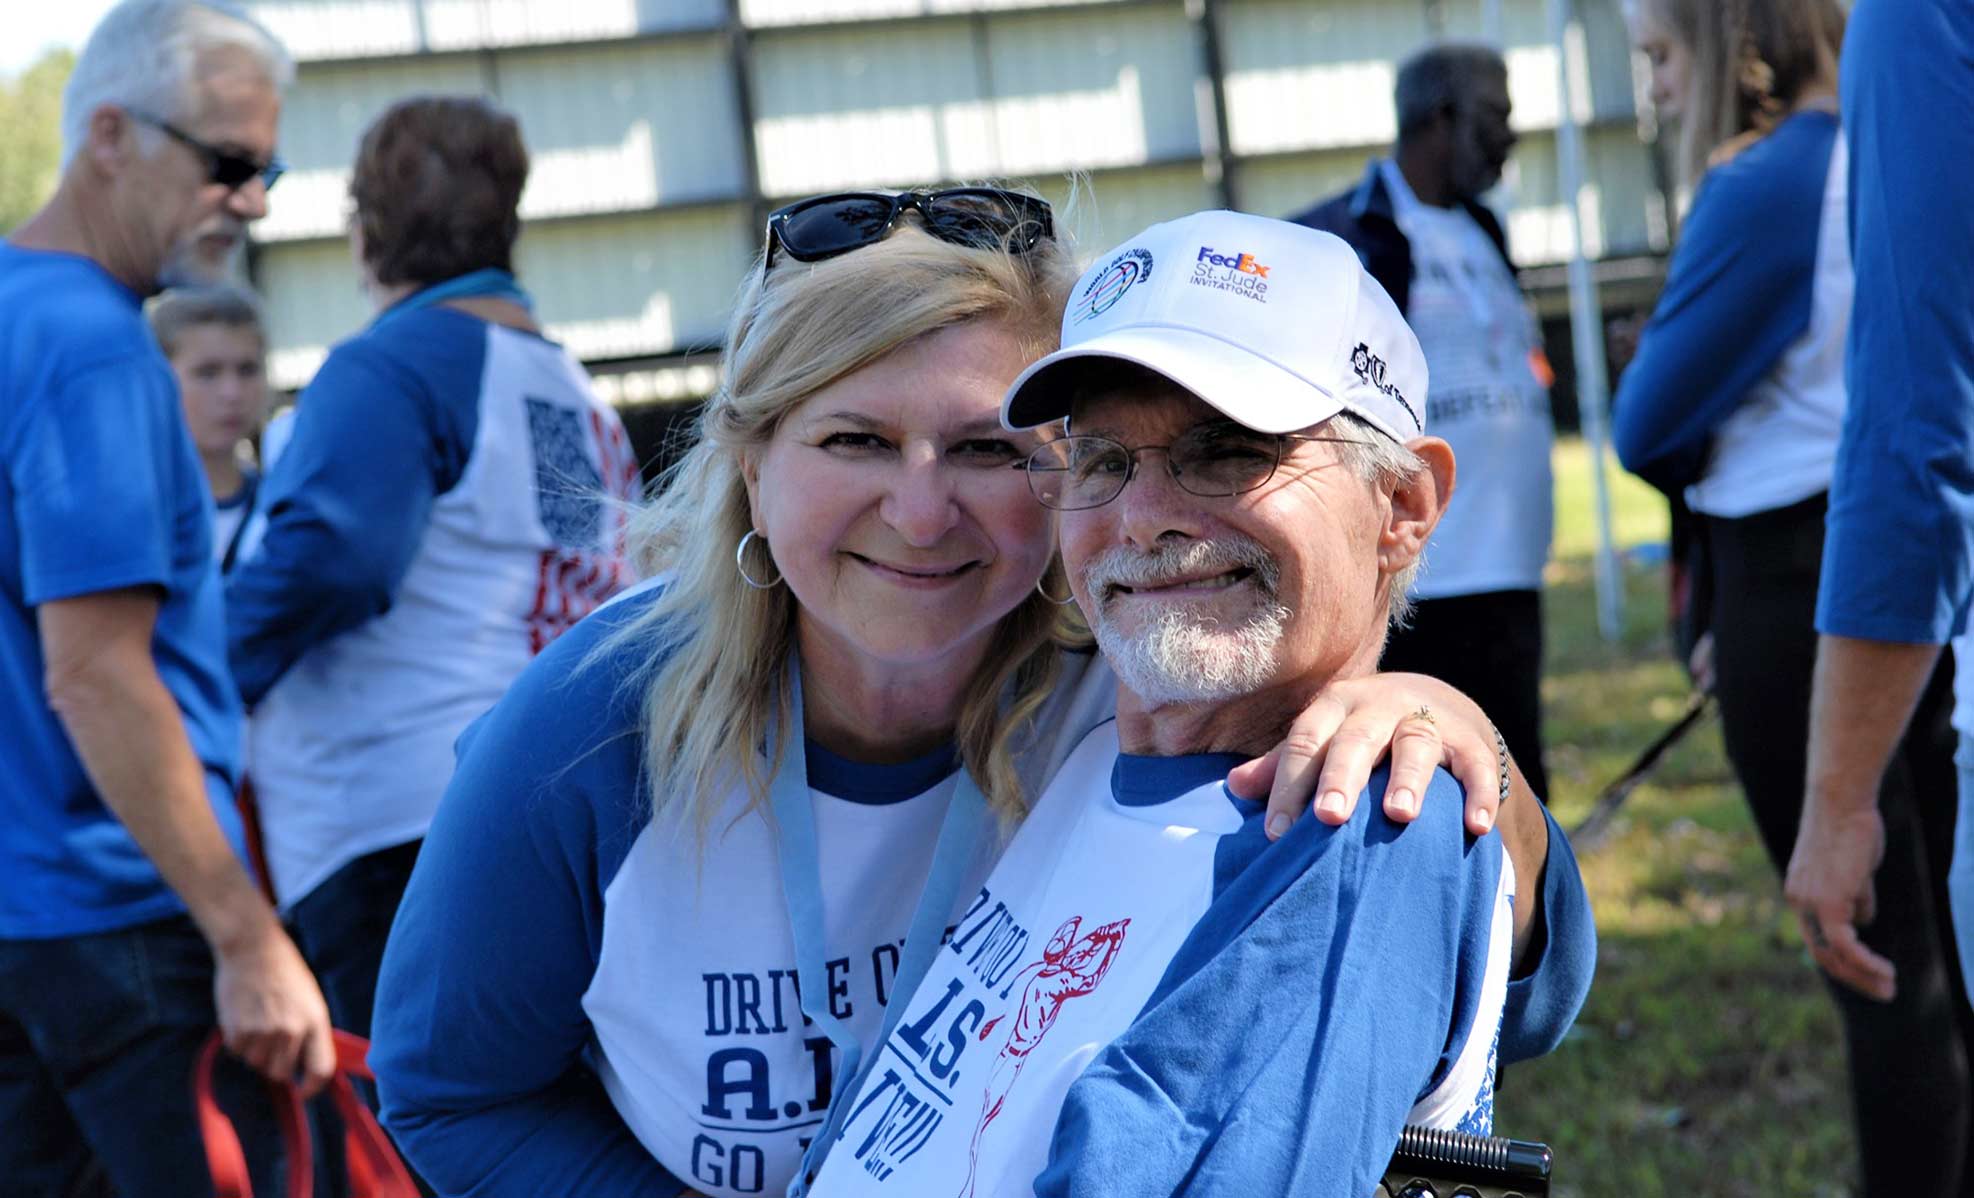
[0,244,244,938]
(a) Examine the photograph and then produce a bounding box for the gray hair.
[1394,42,1508,141]
[62,0,293,167]
[1329,411,1427,630]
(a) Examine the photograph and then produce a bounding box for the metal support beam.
[1547,0,1624,641]
[724,0,769,239]
[1188,0,1237,210]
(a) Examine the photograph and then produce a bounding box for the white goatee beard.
[1082,537,1290,707]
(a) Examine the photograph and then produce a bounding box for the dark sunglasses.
[763,188,1054,274]
[126,109,286,192]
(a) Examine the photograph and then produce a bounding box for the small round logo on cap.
[1072,248,1154,325]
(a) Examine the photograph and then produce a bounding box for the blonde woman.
[371,191,1587,1197]
[1617,3,1972,1193]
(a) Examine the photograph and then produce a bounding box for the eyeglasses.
[126,109,285,192]
[763,189,1054,274]
[1023,422,1366,511]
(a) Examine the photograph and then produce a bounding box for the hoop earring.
[735,530,784,590]
[1036,574,1077,606]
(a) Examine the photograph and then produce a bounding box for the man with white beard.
[805,212,1594,1198]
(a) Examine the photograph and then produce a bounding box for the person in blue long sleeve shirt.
[224,97,637,1061]
[1620,3,1974,1192]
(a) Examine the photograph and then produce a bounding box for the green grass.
[1494,438,1855,1197]
[1550,437,1672,561]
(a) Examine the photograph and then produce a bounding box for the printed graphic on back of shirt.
[523,398,638,652]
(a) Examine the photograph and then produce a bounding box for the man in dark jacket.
[1291,42,1555,799]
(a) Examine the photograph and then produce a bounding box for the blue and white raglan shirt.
[373,586,1117,1198]
[1614,110,1849,509]
[225,302,637,908]
[809,727,1515,1198]
[372,586,1596,1198]
[0,244,245,937]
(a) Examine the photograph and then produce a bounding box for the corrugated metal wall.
[250,0,726,59]
[244,0,1661,392]
[518,207,756,360]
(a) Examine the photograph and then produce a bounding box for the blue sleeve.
[1817,0,1974,644]
[1611,121,1833,494]
[224,330,475,703]
[1501,804,1597,1062]
[370,597,689,1196]
[1034,771,1506,1198]
[8,355,200,604]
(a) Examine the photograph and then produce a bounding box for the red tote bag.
[194,1029,420,1198]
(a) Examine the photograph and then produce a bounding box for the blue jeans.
[0,914,285,1197]
[287,838,423,1055]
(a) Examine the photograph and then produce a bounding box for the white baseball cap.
[1002,210,1429,443]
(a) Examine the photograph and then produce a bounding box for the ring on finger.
[1403,704,1435,727]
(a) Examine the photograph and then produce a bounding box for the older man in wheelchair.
[800,211,1593,1198]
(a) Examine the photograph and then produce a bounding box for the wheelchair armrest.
[1380,1125,1552,1197]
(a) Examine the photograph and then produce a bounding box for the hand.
[1784,797,1896,1001]
[213,921,337,1097]
[1687,631,1716,694]
[1227,672,1506,840]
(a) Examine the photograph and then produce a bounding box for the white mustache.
[1079,536,1279,600]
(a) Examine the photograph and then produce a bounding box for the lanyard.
[772,667,989,1197]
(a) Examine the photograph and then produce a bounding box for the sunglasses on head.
[126,109,286,192]
[762,188,1054,275]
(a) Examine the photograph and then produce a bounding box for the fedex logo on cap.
[1191,245,1273,303]
[1195,247,1270,277]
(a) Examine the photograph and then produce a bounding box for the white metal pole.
[1546,0,1624,641]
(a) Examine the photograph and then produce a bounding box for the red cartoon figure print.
[958,915,1129,1198]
